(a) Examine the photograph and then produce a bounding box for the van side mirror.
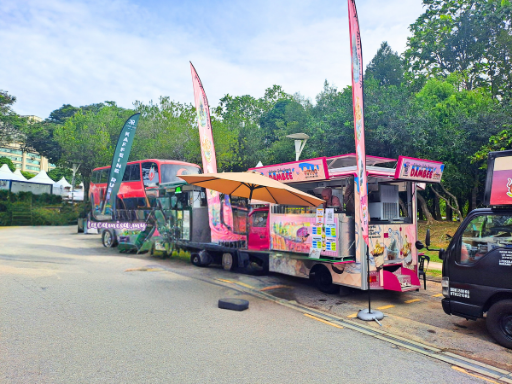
[415,241,424,250]
[425,229,431,247]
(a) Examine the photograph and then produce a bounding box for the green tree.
[21,171,35,179]
[0,156,15,172]
[23,102,110,165]
[54,103,134,202]
[132,98,200,164]
[405,0,512,98]
[48,167,82,185]
[366,42,404,87]
[0,90,26,146]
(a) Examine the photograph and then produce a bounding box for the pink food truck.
[245,153,445,294]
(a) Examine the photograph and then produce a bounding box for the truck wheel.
[487,300,512,349]
[311,265,339,294]
[222,253,235,271]
[102,230,117,248]
[191,253,202,267]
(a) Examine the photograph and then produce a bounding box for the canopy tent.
[13,169,27,181]
[66,181,84,201]
[53,177,72,196]
[0,164,25,182]
[27,170,55,185]
[8,169,53,195]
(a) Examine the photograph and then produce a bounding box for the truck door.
[248,208,270,251]
[444,211,512,318]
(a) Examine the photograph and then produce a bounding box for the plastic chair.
[418,253,430,290]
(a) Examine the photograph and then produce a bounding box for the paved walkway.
[429,261,442,270]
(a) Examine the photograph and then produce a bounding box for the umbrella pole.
[357,242,384,325]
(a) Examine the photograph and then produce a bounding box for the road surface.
[0,226,496,383]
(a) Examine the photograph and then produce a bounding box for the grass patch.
[171,249,191,263]
[417,220,461,263]
[426,269,442,278]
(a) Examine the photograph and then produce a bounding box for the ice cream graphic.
[507,178,512,198]
[197,100,207,128]
[202,137,213,163]
[352,34,360,84]
[355,97,362,140]
[403,162,410,177]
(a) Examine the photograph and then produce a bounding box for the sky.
[0,0,425,119]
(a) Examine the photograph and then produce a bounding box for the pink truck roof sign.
[394,156,444,183]
[249,157,329,183]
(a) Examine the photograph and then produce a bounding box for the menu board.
[485,151,512,206]
[269,213,339,258]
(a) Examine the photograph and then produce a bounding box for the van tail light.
[442,277,449,297]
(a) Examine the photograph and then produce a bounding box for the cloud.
[0,0,425,118]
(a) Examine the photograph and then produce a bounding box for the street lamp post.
[70,163,80,203]
[286,133,309,161]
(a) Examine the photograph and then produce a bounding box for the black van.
[422,150,512,349]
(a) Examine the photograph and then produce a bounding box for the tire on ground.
[310,264,339,294]
[218,298,249,311]
[102,229,118,248]
[191,253,202,266]
[486,299,512,349]
[191,250,212,267]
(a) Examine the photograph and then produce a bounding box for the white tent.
[53,177,72,196]
[13,169,27,181]
[28,170,55,185]
[0,164,25,181]
[11,169,53,194]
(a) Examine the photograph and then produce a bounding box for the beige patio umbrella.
[178,172,324,207]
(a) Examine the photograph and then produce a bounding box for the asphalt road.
[0,226,491,383]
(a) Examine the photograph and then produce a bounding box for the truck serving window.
[459,214,512,264]
[368,182,411,224]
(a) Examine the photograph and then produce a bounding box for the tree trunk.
[446,205,453,221]
[417,193,434,224]
[433,194,441,220]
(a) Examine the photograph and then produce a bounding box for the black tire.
[311,265,339,294]
[218,298,249,311]
[191,253,203,267]
[487,299,512,349]
[102,230,117,248]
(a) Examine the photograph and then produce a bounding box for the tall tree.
[0,90,26,146]
[54,104,134,202]
[366,42,404,87]
[404,0,512,98]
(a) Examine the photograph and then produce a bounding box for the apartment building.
[0,115,56,174]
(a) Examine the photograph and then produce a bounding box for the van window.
[459,214,512,264]
[142,162,159,187]
[100,169,109,183]
[122,164,141,182]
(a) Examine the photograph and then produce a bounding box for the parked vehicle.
[427,150,512,349]
[89,159,200,248]
[169,153,445,294]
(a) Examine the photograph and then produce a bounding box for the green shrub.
[32,206,78,226]
[0,212,10,226]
